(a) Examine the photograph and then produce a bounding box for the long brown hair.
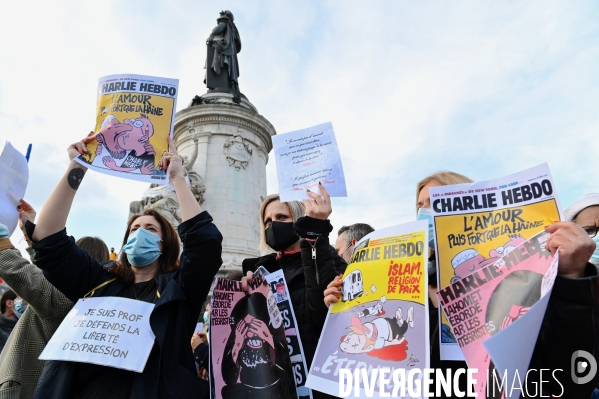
[76,236,110,263]
[111,209,180,283]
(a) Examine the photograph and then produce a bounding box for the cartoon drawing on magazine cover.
[340,305,415,361]
[83,114,165,176]
[441,234,528,344]
[342,269,364,302]
[220,291,296,399]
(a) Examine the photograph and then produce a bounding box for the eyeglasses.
[583,226,598,238]
[339,243,353,257]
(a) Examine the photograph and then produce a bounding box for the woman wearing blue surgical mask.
[28,135,223,399]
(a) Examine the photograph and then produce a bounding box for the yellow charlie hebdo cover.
[76,74,179,183]
[306,221,430,397]
[430,163,561,361]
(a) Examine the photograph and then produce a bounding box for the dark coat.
[31,211,222,399]
[0,315,17,353]
[242,217,346,399]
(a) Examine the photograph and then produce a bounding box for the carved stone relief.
[223,135,252,170]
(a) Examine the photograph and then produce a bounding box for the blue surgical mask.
[14,299,27,319]
[591,236,599,266]
[417,207,435,251]
[122,228,162,267]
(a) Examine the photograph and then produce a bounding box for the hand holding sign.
[545,221,596,279]
[304,183,332,220]
[68,132,94,161]
[160,136,183,179]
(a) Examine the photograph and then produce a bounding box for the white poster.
[40,296,156,373]
[0,142,29,235]
[272,122,347,202]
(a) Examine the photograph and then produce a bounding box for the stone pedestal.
[173,92,276,276]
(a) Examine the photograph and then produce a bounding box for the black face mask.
[265,222,299,252]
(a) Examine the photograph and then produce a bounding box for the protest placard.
[430,163,561,361]
[272,122,347,202]
[75,74,179,184]
[264,268,313,399]
[0,142,29,236]
[209,269,298,399]
[39,296,155,372]
[307,221,429,398]
[437,230,559,398]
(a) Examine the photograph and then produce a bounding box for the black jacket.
[527,263,599,398]
[242,217,346,399]
[0,315,17,353]
[31,211,222,399]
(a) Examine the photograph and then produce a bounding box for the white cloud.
[1,0,598,254]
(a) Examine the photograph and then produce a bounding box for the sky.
[1,0,598,255]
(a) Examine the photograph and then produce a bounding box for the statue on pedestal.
[204,10,241,93]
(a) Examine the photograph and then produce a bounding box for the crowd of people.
[0,133,597,399]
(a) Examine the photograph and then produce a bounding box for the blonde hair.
[416,171,473,213]
[258,194,305,254]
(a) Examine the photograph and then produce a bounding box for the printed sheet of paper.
[75,74,178,184]
[0,142,29,236]
[209,269,298,399]
[272,122,347,202]
[39,297,156,373]
[307,222,429,398]
[264,268,313,399]
[437,231,558,398]
[430,163,561,361]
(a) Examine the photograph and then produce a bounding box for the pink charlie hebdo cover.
[209,269,298,399]
[306,221,429,398]
[436,230,559,398]
[75,74,178,184]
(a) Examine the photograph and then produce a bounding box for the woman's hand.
[304,183,332,220]
[324,274,343,308]
[160,136,184,179]
[191,332,208,350]
[17,199,36,246]
[67,132,95,161]
[241,271,254,292]
[545,222,596,279]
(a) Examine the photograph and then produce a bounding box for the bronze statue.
[205,10,241,93]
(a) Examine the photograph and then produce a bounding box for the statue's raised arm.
[204,10,241,93]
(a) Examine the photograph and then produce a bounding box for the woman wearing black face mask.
[241,185,346,399]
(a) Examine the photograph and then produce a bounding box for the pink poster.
[209,269,298,399]
[436,230,558,398]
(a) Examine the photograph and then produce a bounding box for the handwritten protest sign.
[272,122,347,202]
[430,163,561,361]
[39,297,155,373]
[0,142,28,235]
[75,74,179,184]
[263,268,313,399]
[437,231,558,398]
[307,222,429,398]
[209,269,298,399]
